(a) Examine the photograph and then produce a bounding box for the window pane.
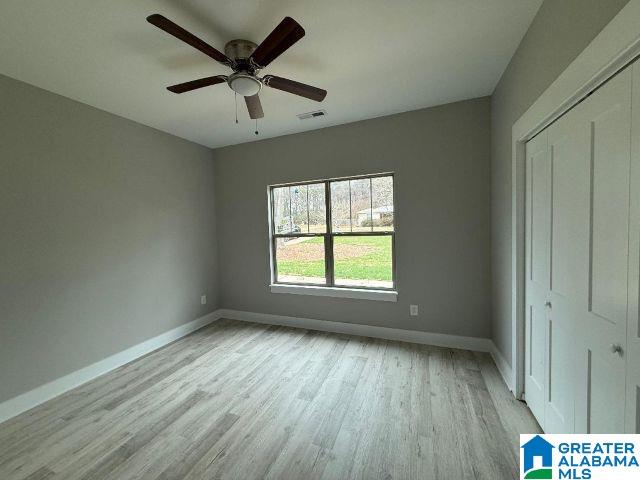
[330,180,351,232]
[275,236,326,285]
[350,178,373,232]
[272,187,292,234]
[333,235,393,289]
[371,176,394,231]
[307,183,326,233]
[290,184,308,233]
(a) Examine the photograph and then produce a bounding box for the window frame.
[268,172,397,292]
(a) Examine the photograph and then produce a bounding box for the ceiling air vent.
[297,110,327,120]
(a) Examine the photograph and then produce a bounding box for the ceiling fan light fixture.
[228,73,262,97]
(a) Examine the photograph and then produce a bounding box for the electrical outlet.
[410,305,418,316]
[201,295,207,305]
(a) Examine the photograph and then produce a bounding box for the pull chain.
[234,93,238,124]
[255,118,259,135]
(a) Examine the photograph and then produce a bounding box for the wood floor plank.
[22,467,55,480]
[155,412,240,480]
[0,320,541,480]
[77,389,207,480]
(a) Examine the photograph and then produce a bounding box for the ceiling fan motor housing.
[224,39,258,61]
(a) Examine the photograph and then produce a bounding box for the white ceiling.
[0,0,542,149]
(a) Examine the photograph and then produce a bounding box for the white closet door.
[525,65,634,433]
[626,62,640,434]
[543,105,587,433]
[525,131,550,428]
[573,67,632,434]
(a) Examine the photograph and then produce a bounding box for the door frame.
[510,0,640,399]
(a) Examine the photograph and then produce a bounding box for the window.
[269,173,395,291]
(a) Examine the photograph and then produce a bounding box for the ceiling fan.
[146,14,327,120]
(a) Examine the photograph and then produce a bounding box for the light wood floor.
[0,319,540,480]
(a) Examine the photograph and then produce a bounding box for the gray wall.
[490,0,629,365]
[0,74,218,402]
[2,0,628,406]
[214,97,491,338]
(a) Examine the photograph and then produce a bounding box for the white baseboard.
[0,309,513,425]
[489,341,515,393]
[217,309,493,353]
[0,311,222,425]
[219,310,515,394]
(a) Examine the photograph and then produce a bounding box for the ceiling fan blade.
[263,75,326,102]
[147,14,232,66]
[250,17,305,68]
[167,75,227,94]
[245,94,264,119]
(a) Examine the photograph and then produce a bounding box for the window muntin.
[270,173,395,290]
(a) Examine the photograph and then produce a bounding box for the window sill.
[269,284,398,302]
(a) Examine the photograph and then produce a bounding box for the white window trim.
[270,284,398,302]
[268,173,397,299]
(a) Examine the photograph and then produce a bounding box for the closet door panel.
[550,127,586,301]
[575,67,632,433]
[590,98,632,325]
[528,304,547,402]
[586,348,627,433]
[525,131,550,428]
[544,108,587,433]
[529,144,552,290]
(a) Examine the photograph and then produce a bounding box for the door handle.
[610,344,623,356]
[545,301,552,309]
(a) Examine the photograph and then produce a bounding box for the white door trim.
[511,0,640,399]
